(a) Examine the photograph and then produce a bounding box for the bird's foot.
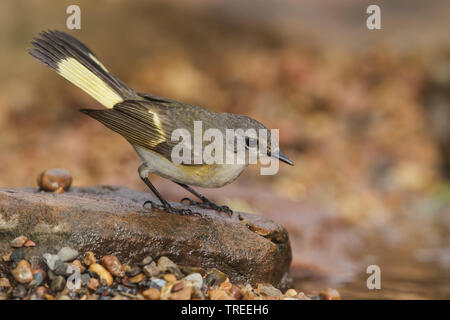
[143,200,200,216]
[181,197,233,216]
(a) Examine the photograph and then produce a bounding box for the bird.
[28,30,293,216]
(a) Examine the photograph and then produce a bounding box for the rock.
[296,292,312,300]
[129,273,145,284]
[141,256,152,266]
[285,288,297,297]
[150,278,166,289]
[0,186,291,289]
[142,287,160,300]
[24,240,36,247]
[170,282,192,300]
[191,287,205,300]
[37,168,72,192]
[89,263,113,286]
[0,277,11,289]
[11,235,28,248]
[163,273,177,283]
[101,255,125,277]
[83,251,96,266]
[30,270,45,287]
[87,278,99,291]
[50,276,66,292]
[58,295,71,300]
[204,268,227,287]
[34,286,48,299]
[157,256,178,272]
[183,273,203,290]
[71,260,86,273]
[230,284,242,300]
[57,247,79,262]
[42,253,62,271]
[319,288,341,300]
[12,285,27,299]
[209,289,234,300]
[54,262,71,276]
[10,249,25,263]
[256,283,282,298]
[11,260,33,284]
[142,264,160,277]
[2,252,11,262]
[125,265,141,277]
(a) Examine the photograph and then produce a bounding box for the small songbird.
[29,30,293,216]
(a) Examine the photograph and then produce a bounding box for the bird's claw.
[181,197,233,216]
[143,200,200,216]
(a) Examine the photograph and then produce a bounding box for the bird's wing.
[80,100,212,165]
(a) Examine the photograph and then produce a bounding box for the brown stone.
[142,264,160,277]
[170,282,192,300]
[101,255,125,277]
[163,273,177,283]
[24,240,36,247]
[230,284,242,300]
[171,281,185,292]
[89,263,113,286]
[320,288,341,300]
[11,260,33,284]
[129,273,145,284]
[142,287,160,300]
[11,235,28,248]
[87,278,99,291]
[0,186,291,289]
[83,251,96,266]
[71,260,86,273]
[37,168,72,192]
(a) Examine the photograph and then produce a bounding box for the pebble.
[141,256,153,266]
[11,260,33,284]
[143,264,160,277]
[0,277,11,289]
[183,273,203,290]
[125,265,141,277]
[296,292,312,300]
[320,288,341,300]
[150,278,166,289]
[42,253,62,271]
[171,281,185,292]
[57,247,79,262]
[257,283,282,298]
[101,255,125,277]
[230,284,242,300]
[58,295,71,300]
[12,285,27,298]
[2,252,11,262]
[191,287,205,300]
[24,240,36,247]
[157,256,178,272]
[37,168,72,192]
[204,268,227,287]
[142,288,160,300]
[71,259,86,273]
[34,286,48,299]
[81,273,91,286]
[89,263,113,286]
[83,251,96,266]
[10,249,25,263]
[50,276,66,292]
[11,235,28,248]
[129,273,145,284]
[30,270,45,287]
[87,278,100,291]
[285,288,298,297]
[170,282,192,300]
[54,262,72,276]
[163,273,177,283]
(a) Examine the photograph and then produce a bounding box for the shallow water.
[294,210,450,300]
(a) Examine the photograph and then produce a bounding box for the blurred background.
[0,0,449,298]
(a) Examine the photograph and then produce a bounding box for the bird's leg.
[176,182,233,216]
[139,165,198,216]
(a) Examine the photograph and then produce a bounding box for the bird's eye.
[245,137,258,149]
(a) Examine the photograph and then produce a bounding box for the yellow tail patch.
[56,57,122,108]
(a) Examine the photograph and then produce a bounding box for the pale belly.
[133,146,248,188]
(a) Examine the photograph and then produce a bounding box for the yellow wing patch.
[57,57,122,108]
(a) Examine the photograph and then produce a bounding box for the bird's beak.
[272,150,294,166]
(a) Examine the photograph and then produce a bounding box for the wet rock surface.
[0,186,292,289]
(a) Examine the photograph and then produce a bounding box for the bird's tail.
[28,30,138,109]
